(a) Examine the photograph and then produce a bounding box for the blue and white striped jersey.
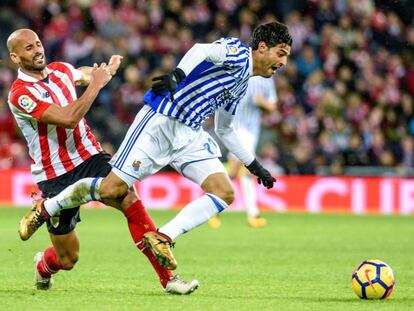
[143,37,252,129]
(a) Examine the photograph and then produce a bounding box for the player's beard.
[22,53,47,71]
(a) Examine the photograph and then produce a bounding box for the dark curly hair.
[250,21,293,50]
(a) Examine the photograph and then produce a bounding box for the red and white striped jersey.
[8,62,102,183]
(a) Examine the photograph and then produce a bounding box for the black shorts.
[37,152,112,235]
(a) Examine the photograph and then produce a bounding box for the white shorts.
[228,127,258,160]
[110,105,226,187]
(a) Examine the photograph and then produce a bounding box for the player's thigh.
[49,229,80,267]
[201,171,234,203]
[174,157,234,203]
[201,170,233,192]
[171,130,222,182]
[173,154,226,186]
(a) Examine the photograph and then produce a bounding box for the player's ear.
[258,41,267,53]
[9,52,19,64]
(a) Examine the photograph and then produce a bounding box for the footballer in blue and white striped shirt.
[37,22,292,270]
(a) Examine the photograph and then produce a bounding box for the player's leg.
[119,189,198,293]
[34,230,79,290]
[119,189,175,281]
[34,207,81,290]
[207,157,244,228]
[18,175,126,241]
[35,173,129,219]
[157,159,233,241]
[107,168,179,270]
[49,230,80,270]
[145,129,232,242]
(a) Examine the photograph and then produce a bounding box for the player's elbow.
[60,119,78,129]
[61,115,80,129]
[67,121,78,129]
[41,108,79,129]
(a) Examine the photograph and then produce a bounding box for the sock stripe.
[206,193,227,212]
[90,177,101,201]
[42,256,56,274]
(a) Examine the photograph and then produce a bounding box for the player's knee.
[212,187,234,205]
[60,252,79,270]
[222,188,235,205]
[123,191,139,207]
[99,180,128,200]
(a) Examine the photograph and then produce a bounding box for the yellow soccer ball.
[351,259,395,299]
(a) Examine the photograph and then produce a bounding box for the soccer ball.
[351,259,395,299]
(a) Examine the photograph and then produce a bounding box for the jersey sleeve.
[8,87,50,120]
[214,105,255,165]
[177,37,250,77]
[212,37,250,70]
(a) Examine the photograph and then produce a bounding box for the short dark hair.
[250,21,293,50]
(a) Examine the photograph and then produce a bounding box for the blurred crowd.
[0,0,413,176]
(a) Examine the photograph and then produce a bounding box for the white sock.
[240,175,259,217]
[159,193,228,240]
[44,177,102,216]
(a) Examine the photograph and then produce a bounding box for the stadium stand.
[0,0,413,176]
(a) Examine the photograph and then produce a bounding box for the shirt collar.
[17,67,51,82]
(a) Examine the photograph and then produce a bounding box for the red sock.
[125,200,173,288]
[37,247,64,278]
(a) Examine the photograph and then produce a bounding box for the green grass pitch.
[0,207,413,310]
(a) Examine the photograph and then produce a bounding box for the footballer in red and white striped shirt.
[7,31,113,182]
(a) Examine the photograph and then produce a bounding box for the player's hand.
[245,159,276,189]
[108,55,123,75]
[152,68,186,99]
[91,63,112,88]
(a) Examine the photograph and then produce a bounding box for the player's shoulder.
[9,80,30,101]
[8,82,36,113]
[214,37,246,47]
[215,37,249,58]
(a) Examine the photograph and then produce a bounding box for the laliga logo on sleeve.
[18,95,37,113]
[226,44,239,55]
